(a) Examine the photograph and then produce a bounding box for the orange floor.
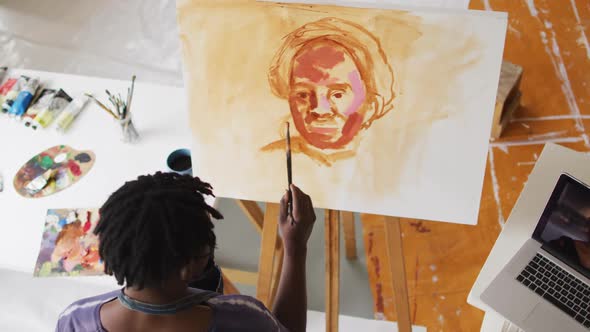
[362,0,590,330]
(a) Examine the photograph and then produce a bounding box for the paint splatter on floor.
[409,221,431,233]
[375,282,384,315]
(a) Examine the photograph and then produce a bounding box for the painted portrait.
[262,18,394,166]
[177,0,507,224]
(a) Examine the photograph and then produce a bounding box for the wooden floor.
[362,0,590,330]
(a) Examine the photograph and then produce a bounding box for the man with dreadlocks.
[56,172,316,332]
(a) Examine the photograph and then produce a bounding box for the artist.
[263,17,395,166]
[56,172,316,332]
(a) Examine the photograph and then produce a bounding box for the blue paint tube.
[9,77,39,119]
[2,76,29,114]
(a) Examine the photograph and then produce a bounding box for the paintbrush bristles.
[286,122,291,151]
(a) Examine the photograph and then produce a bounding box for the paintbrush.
[105,90,118,115]
[286,122,294,225]
[85,93,119,120]
[126,75,136,119]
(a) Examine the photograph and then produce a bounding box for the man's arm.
[272,185,316,332]
[272,250,307,332]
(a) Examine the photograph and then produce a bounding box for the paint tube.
[0,66,7,104]
[33,89,72,129]
[23,88,56,128]
[25,168,56,195]
[55,95,89,133]
[2,76,29,114]
[0,77,18,106]
[8,77,40,118]
[0,67,7,84]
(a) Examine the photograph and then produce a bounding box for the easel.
[217,200,283,299]
[220,61,523,332]
[234,199,412,332]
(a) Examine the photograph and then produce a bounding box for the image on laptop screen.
[533,174,590,279]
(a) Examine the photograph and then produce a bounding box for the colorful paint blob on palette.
[13,145,95,198]
[34,208,104,277]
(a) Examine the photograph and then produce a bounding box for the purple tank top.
[55,289,288,331]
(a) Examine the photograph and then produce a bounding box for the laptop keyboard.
[517,253,590,328]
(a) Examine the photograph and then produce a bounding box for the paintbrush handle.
[86,94,119,120]
[288,190,294,224]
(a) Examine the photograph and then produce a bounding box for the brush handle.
[287,150,294,224]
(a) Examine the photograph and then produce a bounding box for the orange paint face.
[289,40,368,149]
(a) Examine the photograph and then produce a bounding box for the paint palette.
[34,208,104,277]
[13,145,95,198]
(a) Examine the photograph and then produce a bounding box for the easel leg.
[238,199,282,250]
[384,217,412,332]
[256,203,281,308]
[237,199,264,232]
[269,244,284,306]
[325,209,340,332]
[341,211,357,260]
[222,273,241,295]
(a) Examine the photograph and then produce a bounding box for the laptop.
[482,173,590,331]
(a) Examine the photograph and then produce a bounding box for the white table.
[0,69,196,275]
[468,143,590,331]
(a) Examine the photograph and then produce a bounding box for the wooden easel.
[224,62,522,331]
[236,199,412,332]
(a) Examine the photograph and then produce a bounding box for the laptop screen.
[533,173,590,279]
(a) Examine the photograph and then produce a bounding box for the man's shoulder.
[56,290,119,331]
[208,295,287,330]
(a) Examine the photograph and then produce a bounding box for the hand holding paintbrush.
[279,183,316,255]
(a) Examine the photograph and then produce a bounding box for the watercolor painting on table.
[177,0,507,224]
[13,145,95,198]
[34,208,103,277]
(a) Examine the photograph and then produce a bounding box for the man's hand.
[273,184,315,332]
[279,184,316,257]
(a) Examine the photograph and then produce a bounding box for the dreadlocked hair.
[94,172,223,290]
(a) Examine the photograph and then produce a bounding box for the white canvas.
[177,0,507,224]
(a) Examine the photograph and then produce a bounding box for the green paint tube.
[23,88,56,128]
[55,95,89,133]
